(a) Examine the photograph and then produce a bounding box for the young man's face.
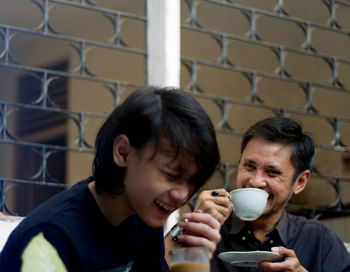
[236,137,302,218]
[122,140,197,227]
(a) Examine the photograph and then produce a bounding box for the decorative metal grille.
[0,0,147,215]
[0,0,349,221]
[180,0,350,219]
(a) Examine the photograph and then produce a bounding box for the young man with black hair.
[0,87,221,271]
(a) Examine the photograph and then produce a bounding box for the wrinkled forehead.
[241,137,293,161]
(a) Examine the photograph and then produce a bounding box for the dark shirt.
[211,212,350,272]
[0,178,169,272]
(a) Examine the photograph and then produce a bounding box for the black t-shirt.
[211,212,350,272]
[0,178,169,272]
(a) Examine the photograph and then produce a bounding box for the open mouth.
[155,199,175,212]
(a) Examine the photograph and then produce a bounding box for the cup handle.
[228,195,235,212]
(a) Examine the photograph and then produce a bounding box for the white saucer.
[218,251,283,267]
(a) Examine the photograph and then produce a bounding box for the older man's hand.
[258,246,308,272]
[194,189,232,225]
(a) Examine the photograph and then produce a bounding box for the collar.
[225,213,246,235]
[274,211,288,245]
[224,211,289,246]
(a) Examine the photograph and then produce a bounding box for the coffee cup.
[229,188,268,221]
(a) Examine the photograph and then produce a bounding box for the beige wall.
[179,0,350,241]
[0,0,349,240]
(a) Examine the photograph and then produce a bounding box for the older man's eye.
[267,170,280,177]
[244,163,255,171]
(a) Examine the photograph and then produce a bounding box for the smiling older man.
[195,116,350,272]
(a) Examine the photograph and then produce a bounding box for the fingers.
[258,247,306,272]
[211,190,220,196]
[204,189,229,199]
[210,189,228,197]
[173,189,231,257]
[209,190,231,207]
[195,189,232,225]
[176,211,221,258]
[271,246,297,258]
[181,210,221,234]
[204,204,231,225]
[177,233,217,258]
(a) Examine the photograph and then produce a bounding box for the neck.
[88,181,134,226]
[249,210,284,243]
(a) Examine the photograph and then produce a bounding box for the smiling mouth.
[155,200,175,212]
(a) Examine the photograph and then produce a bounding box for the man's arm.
[258,224,350,272]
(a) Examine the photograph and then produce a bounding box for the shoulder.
[0,179,93,265]
[286,213,336,234]
[285,213,339,242]
[0,222,70,271]
[285,213,350,269]
[286,213,347,252]
[13,180,89,230]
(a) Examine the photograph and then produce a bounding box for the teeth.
[155,200,175,212]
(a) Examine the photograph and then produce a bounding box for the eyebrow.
[266,165,282,172]
[243,159,257,165]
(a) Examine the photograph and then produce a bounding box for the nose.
[248,171,267,188]
[169,182,192,202]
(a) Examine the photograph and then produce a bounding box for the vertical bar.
[0,104,6,140]
[147,0,180,88]
[147,0,181,232]
[0,179,4,213]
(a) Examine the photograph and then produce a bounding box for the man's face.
[123,141,197,227]
[237,137,298,218]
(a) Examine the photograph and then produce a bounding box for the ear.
[292,169,310,195]
[113,135,132,167]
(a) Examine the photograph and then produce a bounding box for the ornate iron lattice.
[0,0,147,215]
[0,0,349,221]
[180,0,350,219]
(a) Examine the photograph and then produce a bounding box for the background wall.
[0,0,349,241]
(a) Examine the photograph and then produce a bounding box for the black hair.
[93,87,220,195]
[241,116,315,181]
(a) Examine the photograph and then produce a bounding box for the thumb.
[271,246,281,254]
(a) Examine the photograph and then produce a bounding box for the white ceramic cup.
[229,188,269,221]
